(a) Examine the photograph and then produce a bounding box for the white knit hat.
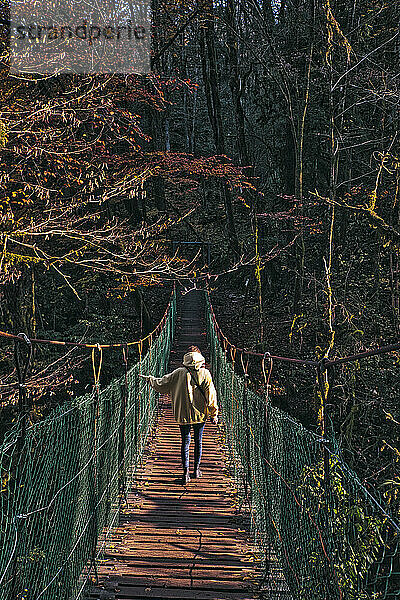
[183,351,205,370]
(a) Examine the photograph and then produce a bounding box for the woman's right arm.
[148,370,177,393]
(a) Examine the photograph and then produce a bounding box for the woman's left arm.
[148,370,176,394]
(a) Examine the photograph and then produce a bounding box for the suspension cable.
[0,286,175,351]
[207,288,400,368]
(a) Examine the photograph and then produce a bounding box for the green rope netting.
[0,293,176,600]
[205,294,400,600]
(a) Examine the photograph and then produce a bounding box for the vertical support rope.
[316,359,330,488]
[230,347,236,428]
[119,345,129,506]
[14,333,33,444]
[90,345,103,584]
[11,333,32,599]
[262,352,273,405]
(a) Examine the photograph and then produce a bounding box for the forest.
[0,0,399,597]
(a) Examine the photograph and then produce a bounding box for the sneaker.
[192,468,202,479]
[182,469,190,485]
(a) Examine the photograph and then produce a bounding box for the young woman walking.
[141,346,218,485]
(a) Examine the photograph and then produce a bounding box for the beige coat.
[148,352,218,424]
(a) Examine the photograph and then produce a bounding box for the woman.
[141,346,218,485]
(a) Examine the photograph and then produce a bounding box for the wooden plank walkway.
[88,288,264,600]
[89,397,262,600]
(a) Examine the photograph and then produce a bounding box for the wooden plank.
[109,532,245,541]
[96,565,252,578]
[118,527,246,537]
[111,544,250,553]
[102,586,257,600]
[105,577,247,589]
[101,555,254,567]
[95,569,251,581]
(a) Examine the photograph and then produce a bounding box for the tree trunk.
[199,7,240,257]
[150,110,167,212]
[150,0,166,213]
[132,289,153,335]
[225,0,250,167]
[2,270,32,335]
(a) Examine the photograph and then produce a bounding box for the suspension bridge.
[0,285,399,600]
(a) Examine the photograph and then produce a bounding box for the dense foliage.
[0,0,398,529]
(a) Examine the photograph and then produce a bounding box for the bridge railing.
[0,290,176,600]
[205,291,400,600]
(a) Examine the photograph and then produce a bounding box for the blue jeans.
[179,422,205,470]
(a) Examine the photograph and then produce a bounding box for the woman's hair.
[187,345,201,353]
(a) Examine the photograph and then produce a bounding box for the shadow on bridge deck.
[88,397,261,600]
[88,288,288,600]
